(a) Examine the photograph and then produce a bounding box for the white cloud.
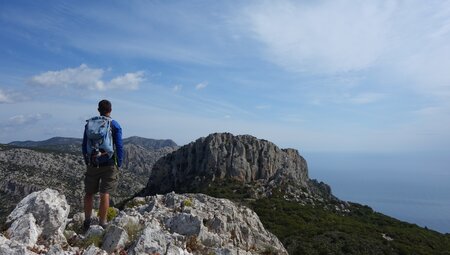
[349,93,385,105]
[195,82,208,90]
[7,113,51,126]
[0,89,12,103]
[242,1,450,98]
[30,64,105,90]
[243,0,394,73]
[310,92,385,105]
[29,64,144,91]
[255,104,271,110]
[173,85,182,93]
[108,71,145,90]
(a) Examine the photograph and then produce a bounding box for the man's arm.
[82,125,89,165]
[112,120,123,168]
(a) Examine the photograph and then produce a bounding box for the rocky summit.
[142,132,336,205]
[1,189,287,255]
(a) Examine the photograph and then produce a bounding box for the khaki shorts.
[84,165,119,194]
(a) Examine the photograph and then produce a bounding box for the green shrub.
[82,235,103,248]
[123,221,144,241]
[183,198,193,207]
[125,199,147,208]
[106,207,118,222]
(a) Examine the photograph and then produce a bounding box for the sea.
[305,151,450,234]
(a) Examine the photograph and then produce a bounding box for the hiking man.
[82,99,123,229]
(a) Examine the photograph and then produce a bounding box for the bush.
[106,207,118,222]
[183,198,193,207]
[123,221,143,241]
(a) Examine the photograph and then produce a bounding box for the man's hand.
[84,154,90,166]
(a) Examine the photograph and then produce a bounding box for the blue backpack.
[86,116,114,163]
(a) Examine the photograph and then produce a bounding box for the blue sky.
[1,0,450,153]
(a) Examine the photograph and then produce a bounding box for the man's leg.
[84,193,94,230]
[99,192,110,226]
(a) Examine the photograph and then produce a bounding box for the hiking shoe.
[83,218,91,231]
[99,222,109,229]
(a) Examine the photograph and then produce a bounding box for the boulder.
[101,225,129,253]
[166,213,202,236]
[6,188,70,245]
[128,225,173,255]
[7,213,40,246]
[84,225,104,241]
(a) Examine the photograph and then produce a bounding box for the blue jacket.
[82,119,123,167]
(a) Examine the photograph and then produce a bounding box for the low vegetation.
[202,180,450,255]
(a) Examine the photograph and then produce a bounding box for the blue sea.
[305,151,450,234]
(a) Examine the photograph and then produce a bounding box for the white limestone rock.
[46,244,64,255]
[0,234,38,255]
[166,213,202,236]
[101,225,129,253]
[83,244,107,255]
[84,225,105,242]
[122,192,287,255]
[128,225,173,255]
[166,243,192,255]
[7,213,41,246]
[6,188,70,245]
[3,189,286,254]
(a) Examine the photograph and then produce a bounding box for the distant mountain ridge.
[8,136,177,151]
[8,137,82,148]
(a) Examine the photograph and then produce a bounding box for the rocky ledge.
[1,188,287,255]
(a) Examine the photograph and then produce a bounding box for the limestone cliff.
[141,132,336,204]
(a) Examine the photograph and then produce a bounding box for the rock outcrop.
[1,189,287,255]
[142,132,335,204]
[6,188,70,246]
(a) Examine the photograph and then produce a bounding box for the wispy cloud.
[242,0,393,73]
[348,93,385,105]
[6,113,51,126]
[0,89,13,103]
[172,85,183,93]
[29,64,144,91]
[241,1,450,98]
[195,82,208,90]
[310,92,385,105]
[255,104,271,110]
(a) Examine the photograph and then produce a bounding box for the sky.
[1,0,450,153]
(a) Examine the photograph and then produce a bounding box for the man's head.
[98,99,112,116]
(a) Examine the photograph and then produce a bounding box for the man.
[82,99,123,229]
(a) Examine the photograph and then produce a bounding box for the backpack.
[86,116,114,163]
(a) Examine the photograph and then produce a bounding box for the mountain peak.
[141,132,334,204]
